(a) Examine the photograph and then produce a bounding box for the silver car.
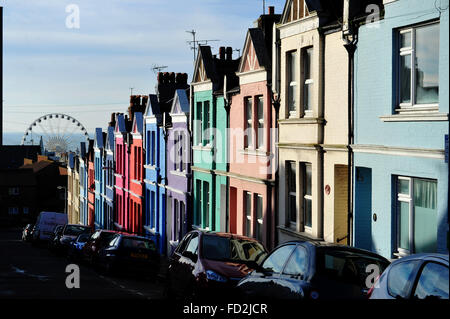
[369,253,448,300]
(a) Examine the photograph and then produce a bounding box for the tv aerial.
[186,30,220,63]
[152,64,168,74]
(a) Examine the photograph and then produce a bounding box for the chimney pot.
[268,6,275,15]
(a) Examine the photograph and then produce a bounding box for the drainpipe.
[224,81,231,233]
[344,35,357,247]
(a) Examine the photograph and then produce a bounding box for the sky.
[1,0,287,141]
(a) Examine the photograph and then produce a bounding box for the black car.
[22,224,34,242]
[166,230,268,300]
[51,224,92,255]
[67,233,92,262]
[237,241,390,300]
[96,234,160,279]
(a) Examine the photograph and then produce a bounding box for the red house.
[87,139,95,227]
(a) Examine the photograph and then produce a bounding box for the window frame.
[287,161,297,229]
[244,191,253,237]
[256,95,265,150]
[302,163,312,232]
[396,22,440,111]
[287,50,298,118]
[301,46,314,116]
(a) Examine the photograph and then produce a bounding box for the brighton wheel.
[21,113,90,155]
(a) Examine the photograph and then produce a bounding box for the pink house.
[114,112,128,231]
[228,11,280,250]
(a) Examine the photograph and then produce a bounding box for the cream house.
[274,0,349,244]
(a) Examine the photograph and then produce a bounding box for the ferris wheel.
[21,113,90,154]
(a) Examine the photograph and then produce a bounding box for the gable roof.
[192,46,218,84]
[115,113,126,134]
[145,94,164,126]
[132,112,144,135]
[170,89,190,115]
[105,126,115,151]
[94,128,104,149]
[238,28,270,73]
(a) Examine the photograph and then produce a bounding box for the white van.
[33,211,68,241]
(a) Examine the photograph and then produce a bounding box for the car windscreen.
[99,232,117,243]
[121,238,156,251]
[64,225,90,236]
[202,235,267,264]
[77,234,91,242]
[315,249,389,287]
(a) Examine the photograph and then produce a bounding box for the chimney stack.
[219,47,226,60]
[226,47,233,61]
[268,6,275,15]
[109,113,116,127]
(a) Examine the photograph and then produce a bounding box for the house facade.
[228,10,280,250]
[353,0,449,258]
[94,128,105,229]
[191,46,240,233]
[114,113,128,231]
[166,88,192,254]
[87,139,95,227]
[104,120,116,230]
[79,142,88,226]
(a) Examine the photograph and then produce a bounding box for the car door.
[273,244,310,299]
[179,233,200,293]
[169,233,193,295]
[240,244,296,299]
[411,260,449,300]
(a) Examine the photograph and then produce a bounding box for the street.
[0,228,166,299]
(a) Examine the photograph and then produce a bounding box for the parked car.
[22,224,34,242]
[48,225,64,251]
[81,230,124,265]
[369,253,448,300]
[51,224,92,255]
[237,241,390,300]
[96,234,160,279]
[166,230,268,300]
[67,233,92,262]
[32,211,67,243]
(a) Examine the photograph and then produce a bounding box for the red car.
[166,230,268,300]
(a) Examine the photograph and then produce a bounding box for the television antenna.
[186,30,220,63]
[152,64,168,74]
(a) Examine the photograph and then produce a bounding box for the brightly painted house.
[67,153,75,223]
[166,88,192,254]
[353,0,449,258]
[79,142,88,225]
[144,93,166,254]
[87,139,95,228]
[114,113,128,231]
[94,128,105,229]
[275,0,355,245]
[129,110,145,235]
[191,46,240,233]
[104,119,116,230]
[228,10,280,250]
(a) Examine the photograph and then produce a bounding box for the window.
[302,163,312,229]
[184,233,199,260]
[8,207,19,215]
[203,181,210,229]
[387,260,420,299]
[396,177,437,255]
[255,195,263,242]
[179,201,185,240]
[196,102,203,145]
[244,191,252,237]
[287,51,298,117]
[302,47,313,113]
[283,245,308,277]
[195,180,202,226]
[398,23,439,108]
[179,132,183,171]
[413,262,449,300]
[150,191,156,229]
[146,131,151,163]
[287,161,297,227]
[262,244,296,274]
[203,101,210,145]
[8,187,19,195]
[174,131,179,170]
[245,97,253,149]
[174,199,179,241]
[151,131,156,166]
[256,96,264,149]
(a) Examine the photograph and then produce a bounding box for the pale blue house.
[94,128,106,229]
[353,0,449,259]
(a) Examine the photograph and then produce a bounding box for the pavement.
[0,227,167,299]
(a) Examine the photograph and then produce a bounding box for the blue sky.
[2,0,286,137]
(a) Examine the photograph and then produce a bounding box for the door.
[354,167,372,250]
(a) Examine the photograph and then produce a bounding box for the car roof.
[391,253,449,263]
[193,230,261,242]
[279,240,389,261]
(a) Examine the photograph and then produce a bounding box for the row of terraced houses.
[66,0,449,259]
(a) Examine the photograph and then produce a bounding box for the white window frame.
[302,163,313,234]
[256,194,263,242]
[244,97,253,149]
[256,96,265,150]
[245,191,252,237]
[287,51,298,118]
[397,22,439,111]
[302,47,314,116]
[287,161,297,229]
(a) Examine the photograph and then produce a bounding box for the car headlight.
[206,270,227,283]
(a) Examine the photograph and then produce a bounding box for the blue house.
[104,122,116,230]
[352,0,449,259]
[78,141,88,226]
[94,127,106,229]
[144,94,166,254]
